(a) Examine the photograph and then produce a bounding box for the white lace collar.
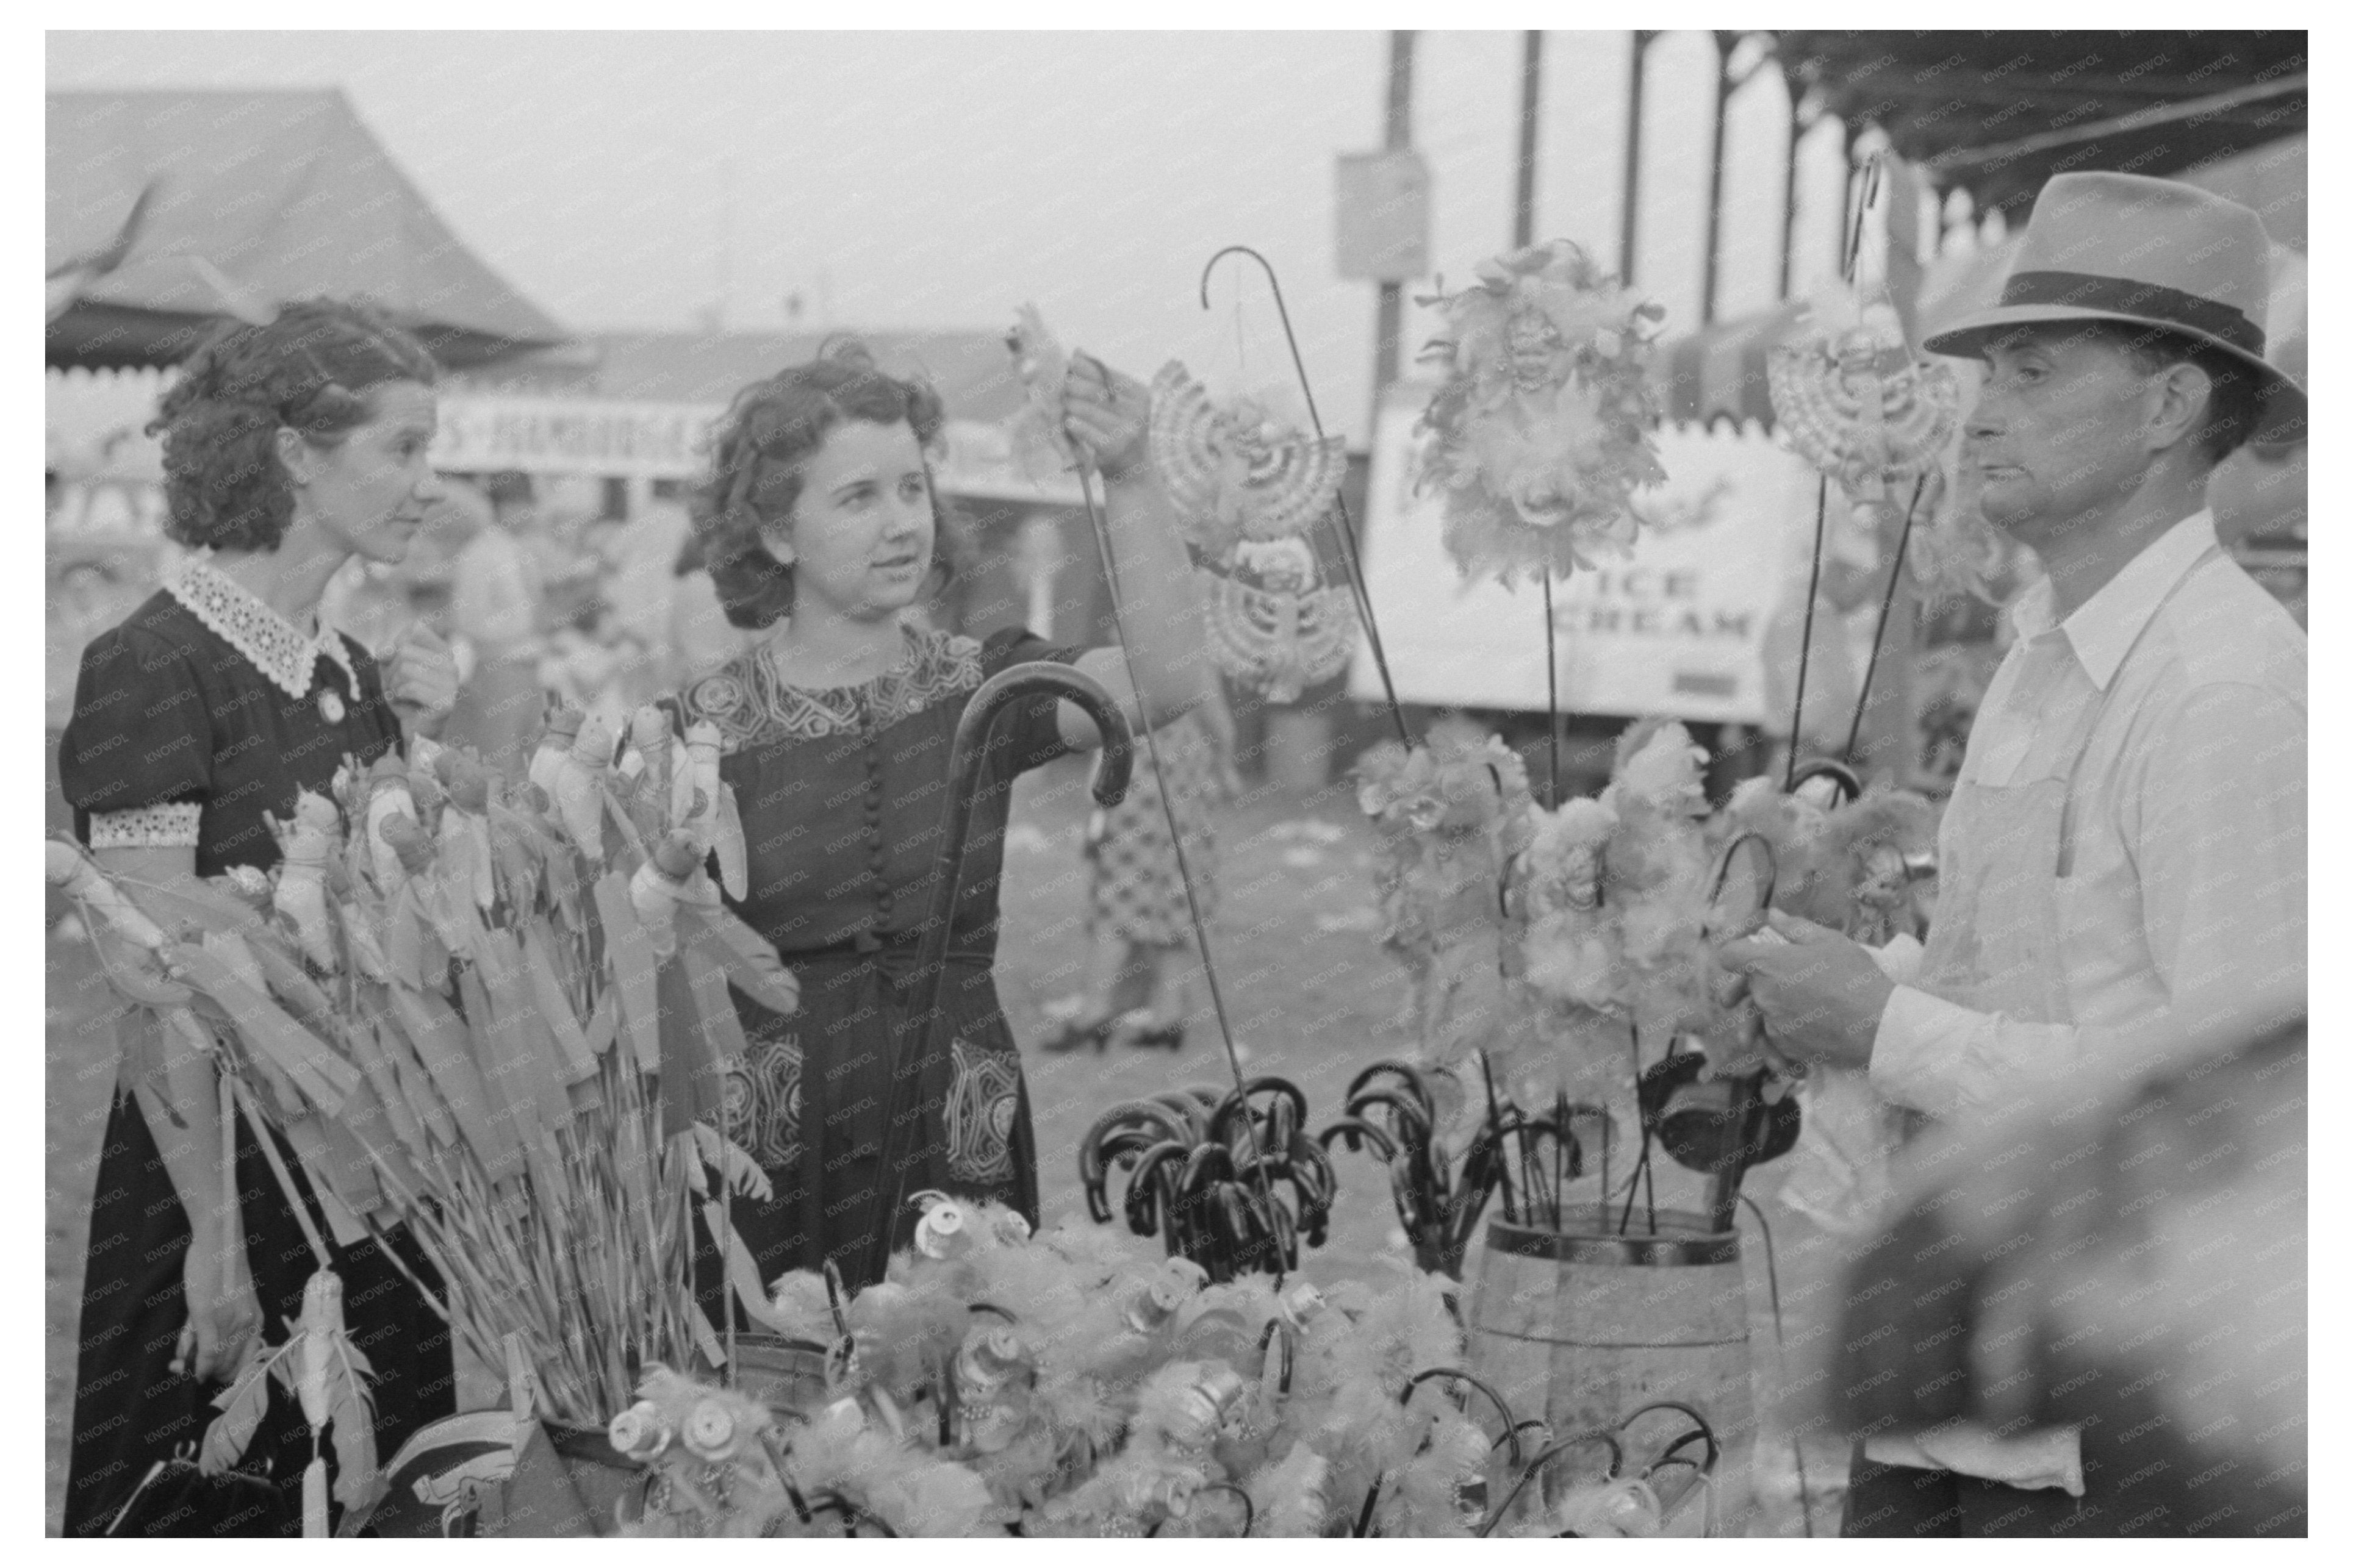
[167,556,360,701]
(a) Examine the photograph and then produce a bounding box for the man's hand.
[1715,909,1895,1072]
[386,622,459,736]
[1061,353,1151,484]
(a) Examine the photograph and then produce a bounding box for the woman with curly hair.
[56,300,459,1534]
[675,341,1205,1291]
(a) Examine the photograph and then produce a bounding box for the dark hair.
[690,340,968,629]
[147,298,439,553]
[2079,321,2264,468]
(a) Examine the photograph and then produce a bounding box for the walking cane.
[860,662,1133,1286]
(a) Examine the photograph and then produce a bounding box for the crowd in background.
[45,468,751,773]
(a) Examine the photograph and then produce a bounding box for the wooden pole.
[1780,86,1802,299]
[1701,32,1734,324]
[1373,30,1418,393]
[1514,31,1543,248]
[1618,31,1653,284]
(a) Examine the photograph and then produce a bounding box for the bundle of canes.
[1077,1075,1335,1281]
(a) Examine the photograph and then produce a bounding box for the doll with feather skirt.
[1354,717,1540,1085]
[1415,240,1668,587]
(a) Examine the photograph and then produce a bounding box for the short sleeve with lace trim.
[59,621,214,836]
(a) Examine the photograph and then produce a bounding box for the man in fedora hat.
[1719,171,2307,1534]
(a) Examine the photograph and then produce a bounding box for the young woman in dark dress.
[57,301,462,1535]
[678,342,1205,1294]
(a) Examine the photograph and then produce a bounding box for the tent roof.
[47,90,567,370]
[456,328,1033,423]
[1770,31,2307,218]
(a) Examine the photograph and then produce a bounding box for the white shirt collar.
[2008,510,2219,692]
[167,556,361,701]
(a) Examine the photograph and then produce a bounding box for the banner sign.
[430,395,1080,505]
[1349,385,1812,723]
[431,395,721,479]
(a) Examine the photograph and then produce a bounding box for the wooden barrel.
[1464,1206,1755,1533]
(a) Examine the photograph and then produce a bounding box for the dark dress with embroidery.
[56,590,453,1536]
[680,624,1080,1291]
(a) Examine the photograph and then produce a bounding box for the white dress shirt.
[1855,510,2304,1496]
[1870,509,2307,1120]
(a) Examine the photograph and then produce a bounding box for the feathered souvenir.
[364,754,421,898]
[430,750,498,915]
[1516,795,1622,1012]
[1354,718,1537,1076]
[201,1267,379,1532]
[1767,290,1960,503]
[1202,536,1359,704]
[1599,721,1718,1045]
[628,829,702,960]
[553,712,617,864]
[1512,795,1635,1107]
[1415,239,1668,586]
[1006,303,1077,471]
[671,719,745,901]
[1147,361,1346,556]
[528,707,581,800]
[270,790,343,975]
[622,704,673,839]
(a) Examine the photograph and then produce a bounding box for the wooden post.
[1619,31,1653,284]
[1780,88,1802,299]
[1372,30,1418,393]
[1514,32,1543,249]
[1701,32,1734,324]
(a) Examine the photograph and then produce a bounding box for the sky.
[46,29,1850,446]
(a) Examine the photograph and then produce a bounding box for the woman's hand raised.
[1061,353,1152,484]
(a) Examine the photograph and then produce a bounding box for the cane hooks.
[1198,245,1413,748]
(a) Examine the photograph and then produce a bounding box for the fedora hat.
[1923,171,2306,448]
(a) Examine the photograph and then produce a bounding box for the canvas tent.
[46,89,566,370]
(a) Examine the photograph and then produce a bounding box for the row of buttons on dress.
[864,711,891,927]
